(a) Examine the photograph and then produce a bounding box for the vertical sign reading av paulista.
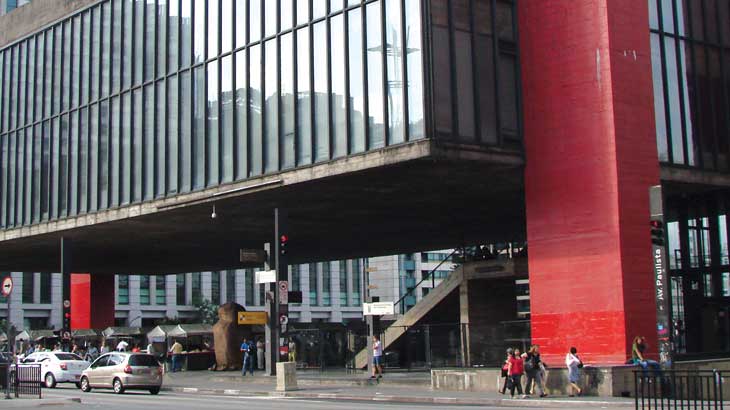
[650,185,672,365]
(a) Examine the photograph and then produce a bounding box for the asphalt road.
[24,386,616,410]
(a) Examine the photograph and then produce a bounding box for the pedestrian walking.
[170,340,184,372]
[499,348,513,394]
[240,338,254,376]
[565,346,583,396]
[523,345,547,397]
[288,338,297,363]
[256,339,265,370]
[507,348,526,399]
[370,335,383,380]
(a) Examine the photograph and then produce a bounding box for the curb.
[3,398,81,408]
[164,386,634,407]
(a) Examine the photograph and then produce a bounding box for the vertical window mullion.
[490,0,501,146]
[380,0,389,146]
[361,1,369,150]
[292,1,299,166]
[343,5,351,154]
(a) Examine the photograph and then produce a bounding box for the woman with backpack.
[524,345,547,397]
[565,346,583,396]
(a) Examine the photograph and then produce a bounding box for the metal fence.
[1,363,42,399]
[634,370,724,410]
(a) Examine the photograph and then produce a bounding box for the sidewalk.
[162,370,636,408]
[1,397,80,408]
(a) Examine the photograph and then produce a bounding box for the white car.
[20,352,90,388]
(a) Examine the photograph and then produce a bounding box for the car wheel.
[44,373,57,388]
[149,387,160,395]
[113,378,125,394]
[80,377,92,393]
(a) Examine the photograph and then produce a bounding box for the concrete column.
[129,275,141,306]
[301,265,311,306]
[346,261,354,308]
[50,273,62,329]
[9,272,24,329]
[316,263,323,307]
[33,272,41,304]
[150,276,157,305]
[185,273,193,305]
[201,271,212,303]
[520,0,659,364]
[165,275,178,319]
[235,270,246,306]
[331,262,342,322]
[219,272,227,304]
[459,279,470,367]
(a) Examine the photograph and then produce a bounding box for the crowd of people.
[497,336,663,399]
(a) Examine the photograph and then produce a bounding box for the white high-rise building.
[1,251,457,331]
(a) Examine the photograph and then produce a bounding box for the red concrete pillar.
[519,1,660,364]
[70,274,115,330]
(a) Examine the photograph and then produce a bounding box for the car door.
[87,354,109,387]
[103,354,124,388]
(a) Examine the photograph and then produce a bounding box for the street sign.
[1,276,12,297]
[240,249,267,264]
[63,300,71,308]
[278,281,288,304]
[279,314,288,325]
[255,270,277,284]
[237,311,268,325]
[62,331,71,340]
[363,302,395,316]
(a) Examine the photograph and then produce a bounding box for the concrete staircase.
[354,265,465,369]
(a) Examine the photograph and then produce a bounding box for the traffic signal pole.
[649,185,672,366]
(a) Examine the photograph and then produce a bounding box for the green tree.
[194,300,219,324]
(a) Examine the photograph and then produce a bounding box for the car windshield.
[128,355,159,367]
[54,353,82,361]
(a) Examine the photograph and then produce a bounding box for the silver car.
[80,352,163,395]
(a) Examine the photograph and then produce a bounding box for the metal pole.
[5,308,10,400]
[364,258,373,377]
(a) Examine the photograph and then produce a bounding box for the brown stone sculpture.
[212,302,250,370]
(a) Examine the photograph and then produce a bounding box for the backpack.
[524,356,534,372]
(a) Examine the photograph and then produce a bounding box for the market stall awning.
[146,325,178,343]
[168,324,213,338]
[102,327,142,338]
[72,329,100,338]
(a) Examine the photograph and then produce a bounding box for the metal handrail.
[394,249,459,311]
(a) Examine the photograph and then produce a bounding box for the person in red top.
[506,348,526,399]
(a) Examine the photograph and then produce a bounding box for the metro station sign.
[237,311,268,325]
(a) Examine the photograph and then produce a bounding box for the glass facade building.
[0,0,520,230]
[650,0,730,355]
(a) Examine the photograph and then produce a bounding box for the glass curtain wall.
[428,0,520,147]
[666,192,730,355]
[0,0,431,230]
[649,0,730,171]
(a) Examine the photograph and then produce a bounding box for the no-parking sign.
[1,276,12,297]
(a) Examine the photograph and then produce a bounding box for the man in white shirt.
[370,335,384,379]
[116,339,129,352]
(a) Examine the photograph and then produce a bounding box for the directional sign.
[1,276,12,297]
[237,311,268,325]
[363,302,395,316]
[255,270,277,284]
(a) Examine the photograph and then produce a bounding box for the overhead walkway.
[354,256,527,369]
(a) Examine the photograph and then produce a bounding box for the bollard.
[276,362,298,392]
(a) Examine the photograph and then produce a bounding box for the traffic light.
[650,220,665,246]
[280,234,288,256]
[275,209,288,280]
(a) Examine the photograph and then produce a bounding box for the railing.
[394,249,458,314]
[1,363,42,399]
[634,370,724,410]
